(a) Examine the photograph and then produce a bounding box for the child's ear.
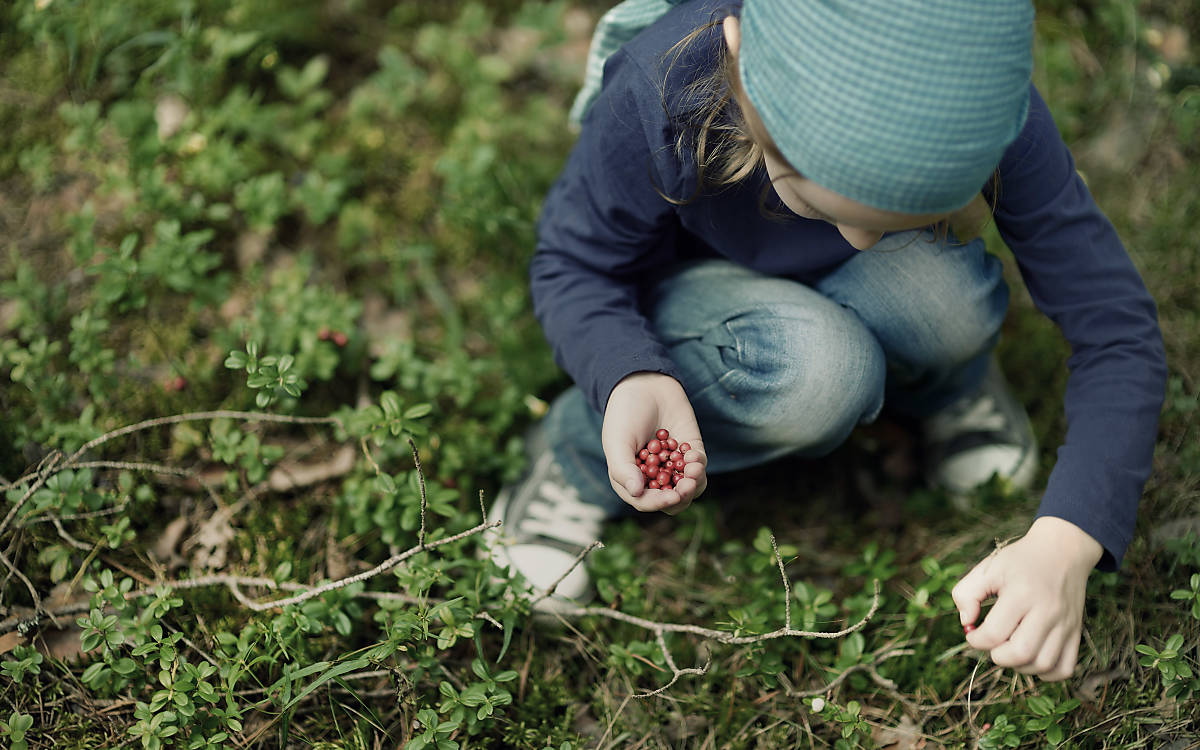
[722,15,742,57]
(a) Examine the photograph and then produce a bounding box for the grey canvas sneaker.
[484,436,606,612]
[923,358,1038,496]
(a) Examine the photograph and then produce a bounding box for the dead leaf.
[236,228,271,270]
[0,299,19,334]
[185,505,239,570]
[0,631,25,656]
[1151,516,1200,547]
[325,538,351,581]
[268,444,356,492]
[1160,25,1190,66]
[151,514,190,564]
[155,94,189,140]
[37,626,85,663]
[46,582,87,610]
[362,294,412,358]
[665,713,710,741]
[873,715,925,749]
[1077,668,1131,702]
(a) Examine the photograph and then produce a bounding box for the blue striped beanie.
[740,0,1035,214]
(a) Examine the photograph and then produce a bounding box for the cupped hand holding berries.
[602,372,707,515]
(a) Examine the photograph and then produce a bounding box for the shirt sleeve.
[531,49,687,414]
[991,85,1167,570]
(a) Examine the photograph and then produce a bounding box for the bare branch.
[71,461,193,477]
[239,519,500,611]
[25,502,130,524]
[51,516,93,551]
[0,548,58,627]
[531,540,603,608]
[554,579,881,646]
[0,451,64,538]
[66,410,343,467]
[408,437,427,548]
[771,532,792,630]
[632,631,712,699]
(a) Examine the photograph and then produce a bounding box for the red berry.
[656,428,669,441]
[665,438,678,451]
[658,450,669,462]
[646,454,660,466]
[648,480,660,490]
[679,442,691,452]
[639,448,650,460]
[656,470,670,485]
[332,331,349,347]
[669,451,682,463]
[646,439,661,454]
[318,327,332,341]
[963,623,976,635]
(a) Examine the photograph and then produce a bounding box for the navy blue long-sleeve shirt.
[530,0,1166,568]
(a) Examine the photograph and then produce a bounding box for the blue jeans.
[544,230,1010,515]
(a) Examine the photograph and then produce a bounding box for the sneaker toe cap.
[496,543,592,602]
[931,444,1036,494]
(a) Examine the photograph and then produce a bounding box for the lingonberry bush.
[1,0,1198,747]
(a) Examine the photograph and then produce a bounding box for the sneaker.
[484,445,606,612]
[922,358,1038,496]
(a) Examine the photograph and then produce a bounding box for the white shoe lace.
[516,477,606,549]
[925,395,1008,443]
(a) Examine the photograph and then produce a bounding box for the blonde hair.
[659,18,997,241]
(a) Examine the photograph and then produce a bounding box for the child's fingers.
[965,593,1027,652]
[1041,628,1081,682]
[1028,625,1071,678]
[617,463,645,497]
[950,561,998,629]
[1003,619,1065,676]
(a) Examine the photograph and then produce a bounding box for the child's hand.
[952,516,1103,682]
[602,372,708,515]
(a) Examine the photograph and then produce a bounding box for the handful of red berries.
[636,428,691,490]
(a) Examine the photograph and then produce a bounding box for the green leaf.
[80,662,106,683]
[1026,695,1054,716]
[380,391,402,419]
[1046,723,1064,745]
[497,611,516,662]
[113,658,138,675]
[404,403,433,419]
[280,657,371,712]
[1165,634,1185,652]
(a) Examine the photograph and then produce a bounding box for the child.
[486,0,1166,682]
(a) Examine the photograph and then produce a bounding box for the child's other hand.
[602,372,707,515]
[952,516,1103,682]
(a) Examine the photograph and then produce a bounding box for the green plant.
[1022,695,1081,746]
[807,697,871,749]
[1,646,43,683]
[1136,633,1198,699]
[1171,573,1200,620]
[225,342,306,408]
[979,714,1024,749]
[0,712,33,750]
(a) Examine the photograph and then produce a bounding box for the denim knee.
[678,301,886,461]
[816,232,1009,376]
